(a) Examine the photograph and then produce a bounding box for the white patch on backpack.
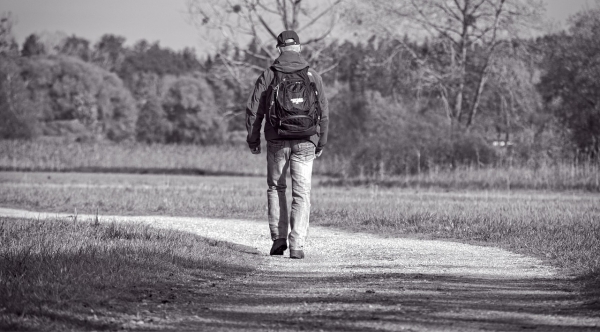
[291,98,304,104]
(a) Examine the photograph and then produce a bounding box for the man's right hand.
[251,146,261,154]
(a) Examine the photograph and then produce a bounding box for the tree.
[186,0,346,72]
[136,96,170,143]
[160,75,225,144]
[347,0,543,132]
[119,41,201,79]
[0,57,39,139]
[0,13,19,56]
[21,33,46,56]
[21,55,138,141]
[1,15,38,139]
[60,35,92,61]
[92,34,126,72]
[539,7,600,158]
[36,31,69,55]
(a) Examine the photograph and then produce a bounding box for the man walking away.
[246,30,329,259]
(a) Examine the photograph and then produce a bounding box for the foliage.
[1,2,600,166]
[21,33,46,57]
[20,55,138,141]
[160,75,225,144]
[538,9,600,158]
[59,34,91,61]
[0,13,19,56]
[92,34,126,72]
[0,57,40,139]
[135,96,170,143]
[329,88,498,177]
[345,0,543,133]
[120,40,201,79]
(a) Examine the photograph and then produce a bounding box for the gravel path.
[1,207,599,331]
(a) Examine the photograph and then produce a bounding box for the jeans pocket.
[267,140,286,163]
[295,142,316,162]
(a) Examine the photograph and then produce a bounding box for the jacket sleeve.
[246,69,271,149]
[311,71,329,152]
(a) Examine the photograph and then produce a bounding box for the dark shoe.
[290,249,304,259]
[270,239,287,255]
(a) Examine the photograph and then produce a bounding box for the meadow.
[1,139,599,192]
[1,171,599,281]
[1,140,599,329]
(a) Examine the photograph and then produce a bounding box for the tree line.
[0,3,599,176]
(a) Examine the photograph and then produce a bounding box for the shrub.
[0,56,39,139]
[327,88,499,177]
[20,55,138,141]
[160,75,226,144]
[135,96,170,143]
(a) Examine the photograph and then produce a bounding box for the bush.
[327,88,499,177]
[135,96,170,143]
[160,75,226,144]
[20,55,138,141]
[0,56,39,139]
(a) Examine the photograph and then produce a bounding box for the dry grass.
[2,140,599,191]
[0,216,260,331]
[0,139,265,176]
[325,162,600,192]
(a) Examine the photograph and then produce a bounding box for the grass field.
[1,139,600,329]
[0,215,260,331]
[2,140,599,191]
[2,171,599,280]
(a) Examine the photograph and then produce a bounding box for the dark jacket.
[246,51,329,152]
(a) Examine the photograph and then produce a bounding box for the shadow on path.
[1,208,599,331]
[172,266,600,331]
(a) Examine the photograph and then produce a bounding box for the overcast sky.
[2,0,596,54]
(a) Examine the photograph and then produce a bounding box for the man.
[246,30,329,259]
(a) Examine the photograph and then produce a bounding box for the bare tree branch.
[317,61,339,76]
[349,0,543,136]
[297,0,344,33]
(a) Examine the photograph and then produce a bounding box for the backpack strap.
[269,67,281,87]
[266,68,281,129]
[306,69,321,119]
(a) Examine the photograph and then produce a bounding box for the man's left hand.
[251,146,261,154]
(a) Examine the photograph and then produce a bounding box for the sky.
[1,0,597,54]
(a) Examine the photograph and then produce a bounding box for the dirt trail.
[1,207,599,331]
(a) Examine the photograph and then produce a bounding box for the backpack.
[266,67,321,139]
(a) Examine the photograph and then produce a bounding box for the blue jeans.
[266,139,315,250]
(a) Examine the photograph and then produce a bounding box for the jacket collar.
[271,51,309,73]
